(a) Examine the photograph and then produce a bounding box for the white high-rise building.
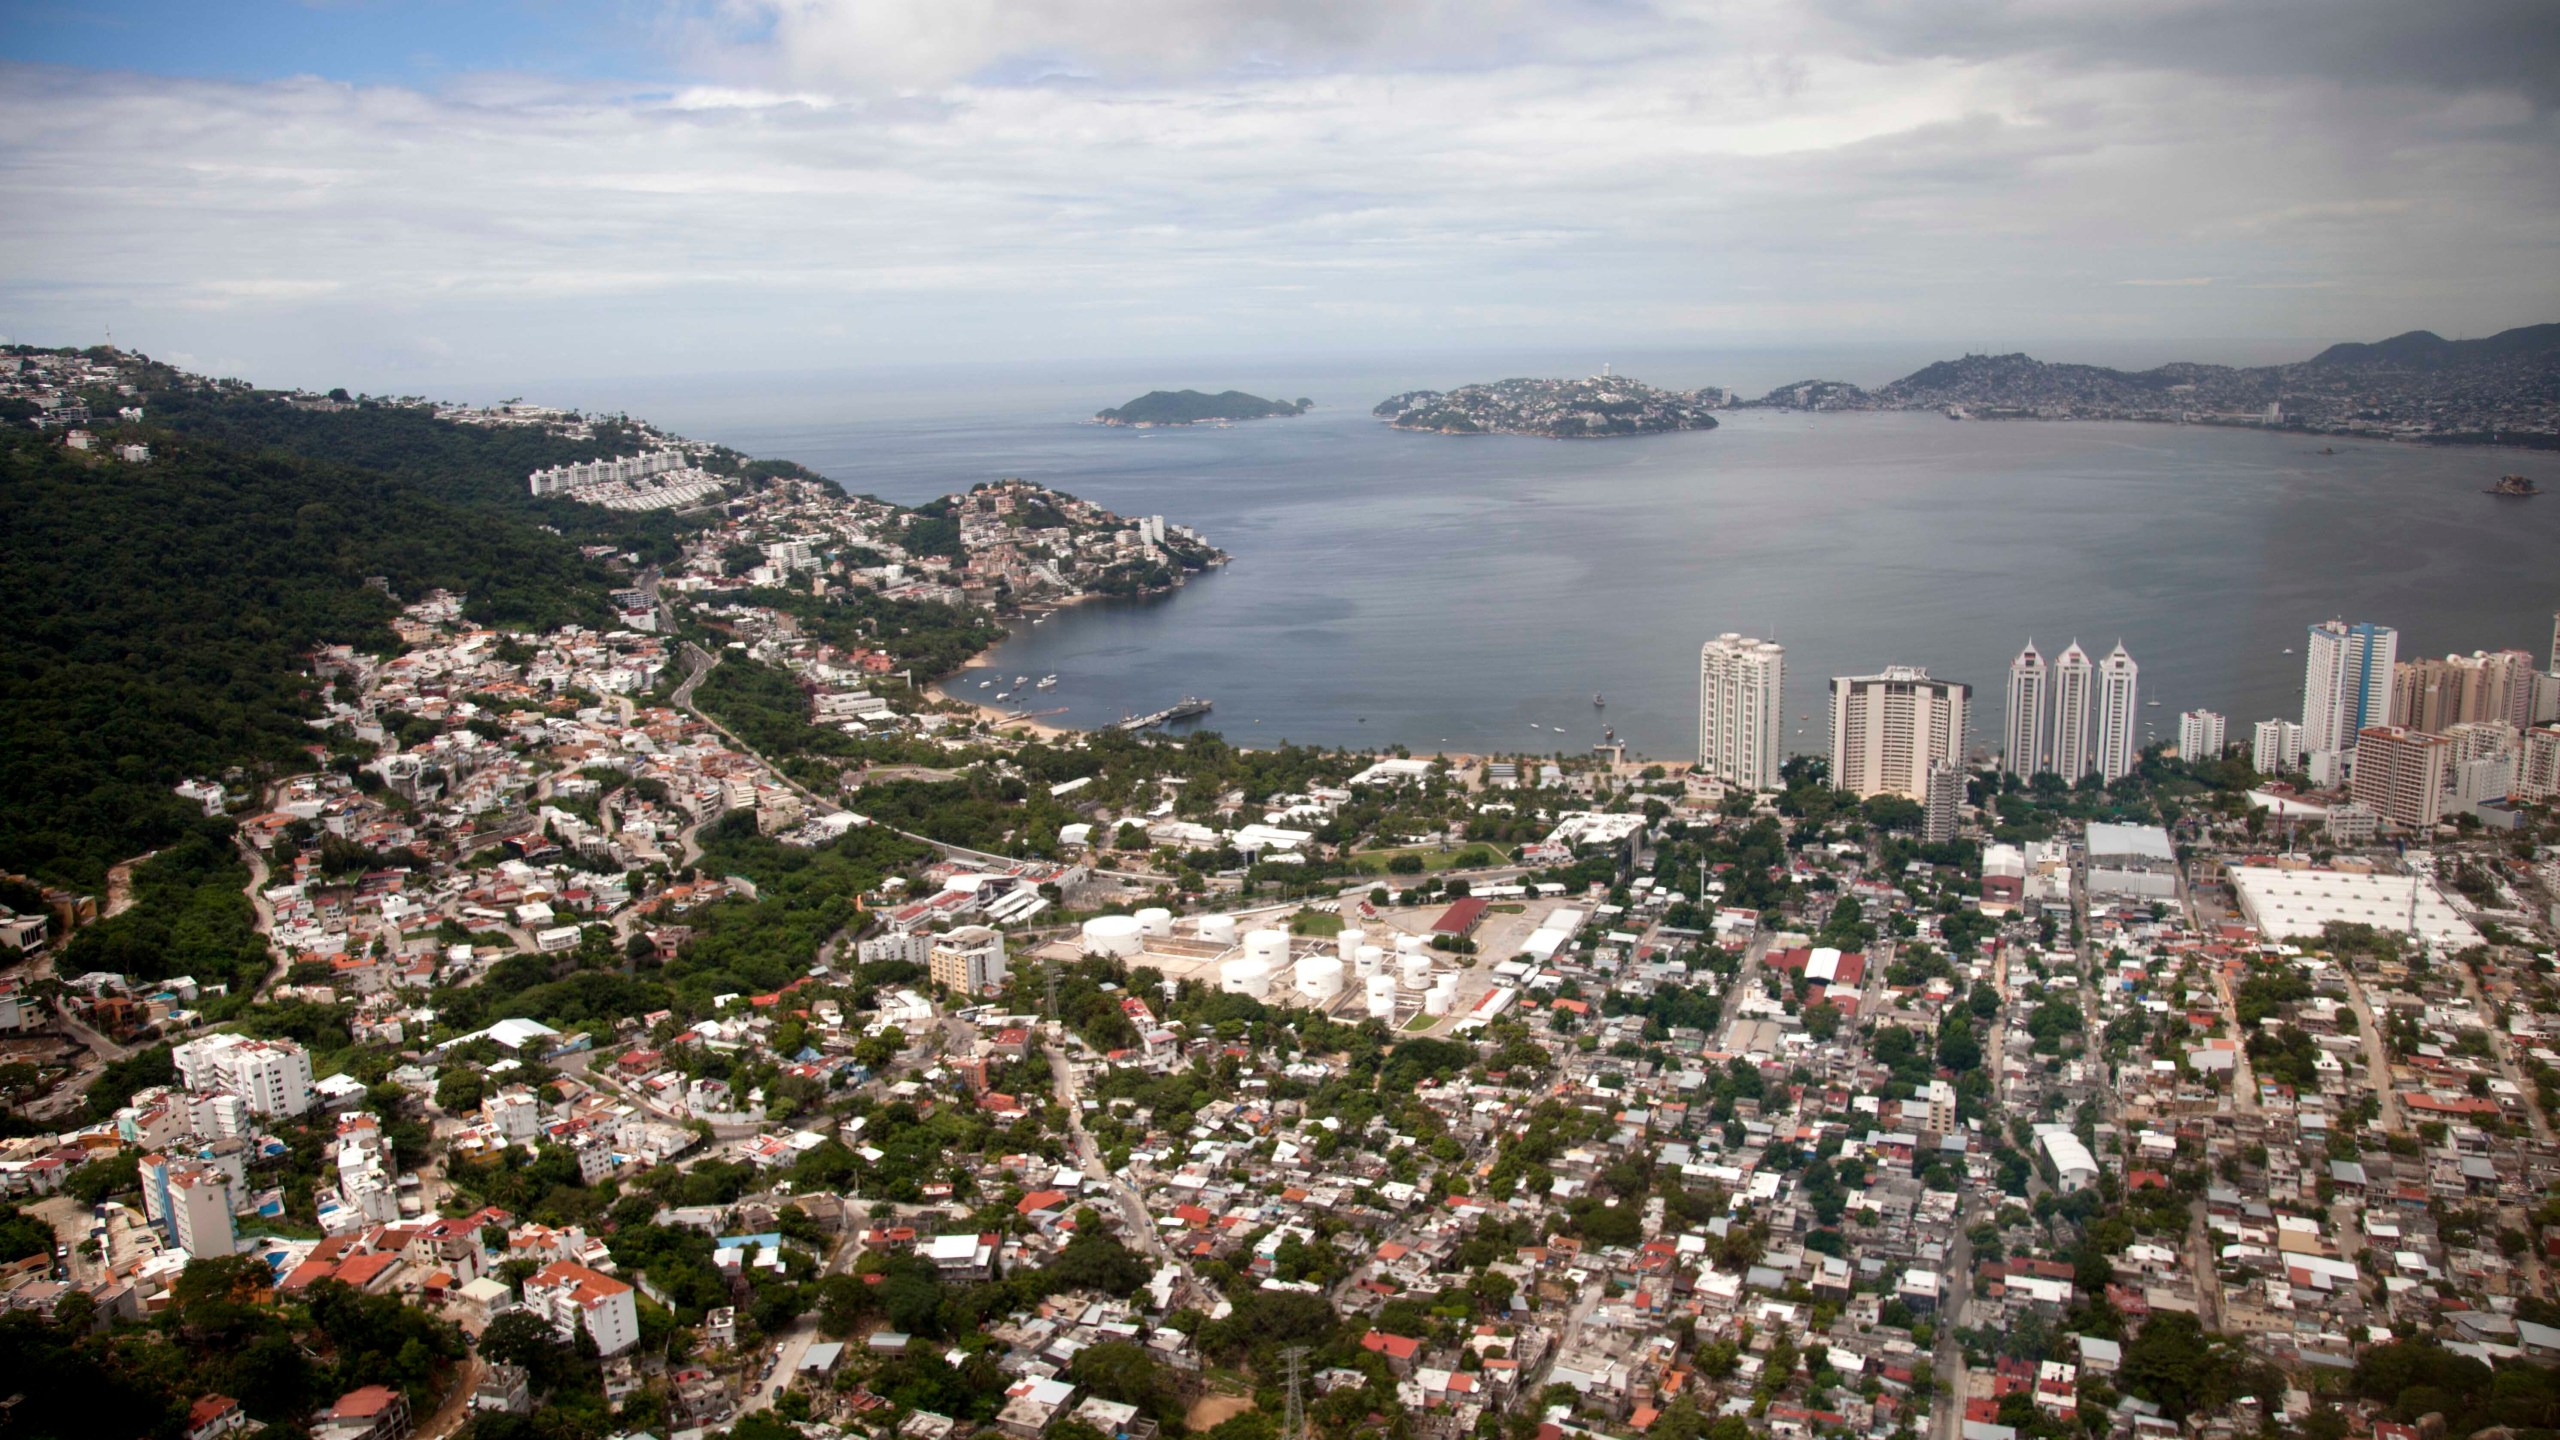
[1697,634,1786,791]
[2003,642,2050,777]
[2050,642,2095,779]
[2178,710,2226,761]
[2252,718,2305,774]
[2303,619,2397,757]
[171,1034,313,1117]
[1924,762,1965,844]
[2094,643,2141,781]
[1828,666,1970,801]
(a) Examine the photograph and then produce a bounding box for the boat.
[2487,474,2542,497]
[2147,699,2161,707]
[977,679,991,688]
[1036,675,1058,689]
[994,691,1012,702]
[1593,692,1605,707]
[1014,675,1029,686]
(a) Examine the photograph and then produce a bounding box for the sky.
[2,0,2555,394]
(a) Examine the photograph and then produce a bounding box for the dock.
[1115,696,1214,731]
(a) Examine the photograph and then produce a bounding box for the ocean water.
[640,366,2559,761]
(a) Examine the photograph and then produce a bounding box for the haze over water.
[663,364,2560,762]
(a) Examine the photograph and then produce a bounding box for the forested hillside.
[0,423,624,894]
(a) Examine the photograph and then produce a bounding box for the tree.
[2118,1312,2238,1420]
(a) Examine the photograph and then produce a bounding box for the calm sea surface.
[644,369,2558,761]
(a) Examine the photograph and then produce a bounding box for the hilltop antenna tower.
[1280,1345,1312,1440]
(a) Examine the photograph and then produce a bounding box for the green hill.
[1095,389,1311,425]
[0,393,650,900]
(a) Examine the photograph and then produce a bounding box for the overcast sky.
[2,0,2554,392]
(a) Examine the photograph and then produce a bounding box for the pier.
[1115,696,1214,731]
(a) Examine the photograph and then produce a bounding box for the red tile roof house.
[1361,1329,1425,1377]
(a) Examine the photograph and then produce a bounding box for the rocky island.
[1095,389,1312,426]
[1373,374,1724,438]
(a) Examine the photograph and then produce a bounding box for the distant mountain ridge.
[1096,389,1311,426]
[1741,321,2559,442]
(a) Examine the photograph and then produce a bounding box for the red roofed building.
[186,1396,248,1440]
[524,1260,639,1356]
[323,1386,411,1440]
[1361,1330,1424,1376]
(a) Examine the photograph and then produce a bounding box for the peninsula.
[1094,388,1311,426]
[1738,320,2560,443]
[1373,374,1724,438]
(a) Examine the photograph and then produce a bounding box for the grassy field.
[1289,910,1345,937]
[1348,843,1501,876]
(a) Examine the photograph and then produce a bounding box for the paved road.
[2455,956,2551,1141]
[2338,969,2403,1132]
[1045,1039,1170,1261]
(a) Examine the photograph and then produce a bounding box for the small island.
[1095,389,1313,426]
[1373,374,1724,438]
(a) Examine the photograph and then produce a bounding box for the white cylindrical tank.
[1082,914,1143,958]
[1295,956,1345,1002]
[1355,945,1386,977]
[1424,988,1454,1017]
[1400,953,1434,990]
[1246,929,1289,966]
[1135,907,1173,938]
[1365,974,1398,1019]
[1338,926,1364,962]
[1197,914,1238,946]
[1221,956,1274,998]
[1435,972,1461,998]
[1395,933,1427,956]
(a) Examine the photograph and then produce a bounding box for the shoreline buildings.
[2304,619,2397,775]
[1697,633,1786,791]
[1829,666,1970,801]
[2095,641,2141,782]
[2003,642,2049,777]
[2051,642,2095,780]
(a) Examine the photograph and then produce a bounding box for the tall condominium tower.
[1829,666,1971,801]
[2004,642,2050,777]
[2094,642,2141,781]
[1697,634,1786,791]
[2050,642,2095,779]
[2178,710,2227,761]
[2303,619,2397,755]
[2392,649,2540,733]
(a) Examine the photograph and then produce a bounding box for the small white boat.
[995,691,1013,701]
[1014,675,1029,686]
[977,679,991,688]
[1037,675,1058,689]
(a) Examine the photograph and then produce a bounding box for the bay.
[670,374,2558,762]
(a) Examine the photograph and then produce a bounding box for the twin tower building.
[1697,633,2142,807]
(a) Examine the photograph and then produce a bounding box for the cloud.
[1805,0,2560,107]
[0,0,2552,388]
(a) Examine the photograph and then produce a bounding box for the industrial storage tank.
[1135,907,1173,938]
[1338,926,1364,963]
[1365,974,1398,1019]
[1434,972,1461,1000]
[1400,953,1435,990]
[1081,914,1144,958]
[1395,933,1427,956]
[1197,914,1239,946]
[1423,988,1454,1017]
[1294,955,1346,1002]
[1221,956,1274,998]
[1354,945,1386,978]
[1245,929,1290,966]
